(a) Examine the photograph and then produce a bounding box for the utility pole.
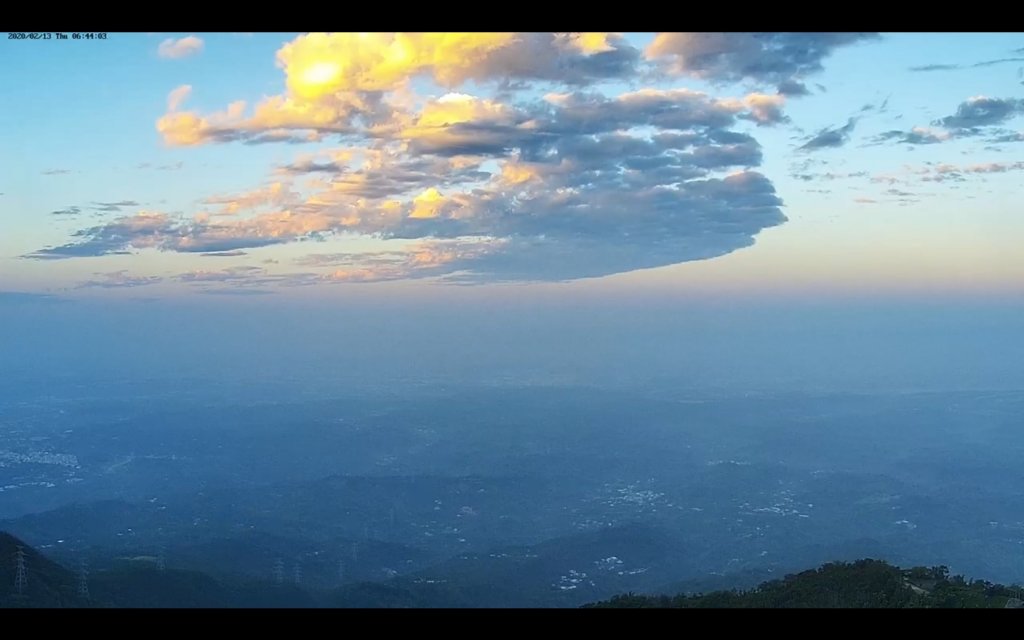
[77,559,90,600]
[273,558,285,585]
[14,547,27,595]
[156,545,166,572]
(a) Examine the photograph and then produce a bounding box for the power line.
[273,558,285,585]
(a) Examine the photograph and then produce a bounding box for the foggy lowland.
[2,32,1024,609]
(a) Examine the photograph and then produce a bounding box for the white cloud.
[158,36,204,60]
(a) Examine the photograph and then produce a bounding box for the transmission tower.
[77,559,90,600]
[292,562,302,586]
[14,547,27,595]
[273,558,285,585]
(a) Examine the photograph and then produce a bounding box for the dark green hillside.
[587,559,1024,608]
[1,532,88,608]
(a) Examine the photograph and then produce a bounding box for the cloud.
[909,63,960,72]
[137,161,184,171]
[799,118,857,151]
[790,170,867,182]
[156,33,643,147]
[644,32,878,90]
[42,83,789,281]
[776,79,810,96]
[871,160,1024,185]
[873,126,951,145]
[46,33,825,283]
[737,93,788,125]
[935,96,1024,130]
[988,130,1024,143]
[202,182,299,216]
[156,87,381,146]
[873,96,1024,147]
[50,206,82,216]
[42,168,71,175]
[92,200,140,212]
[920,160,1024,182]
[174,265,328,289]
[157,36,204,60]
[909,57,1024,72]
[275,32,640,96]
[77,270,163,289]
[200,250,248,257]
[167,84,192,111]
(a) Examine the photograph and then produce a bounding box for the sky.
[2,32,1023,301]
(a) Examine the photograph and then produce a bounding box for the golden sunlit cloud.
[410,187,446,219]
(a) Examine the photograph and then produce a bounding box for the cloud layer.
[32,33,841,285]
[645,33,877,92]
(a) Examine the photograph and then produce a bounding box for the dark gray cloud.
[284,155,492,199]
[51,206,82,216]
[776,79,810,96]
[439,172,785,283]
[874,96,1024,148]
[988,130,1024,143]
[910,57,1024,72]
[935,96,1024,130]
[909,63,960,72]
[200,250,248,257]
[791,171,867,182]
[859,95,890,114]
[885,188,916,197]
[874,128,947,145]
[93,200,141,212]
[646,32,879,91]
[799,118,857,151]
[466,33,642,86]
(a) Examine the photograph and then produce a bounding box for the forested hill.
[586,559,1024,608]
[1,531,88,608]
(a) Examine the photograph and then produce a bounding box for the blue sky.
[2,32,1023,299]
